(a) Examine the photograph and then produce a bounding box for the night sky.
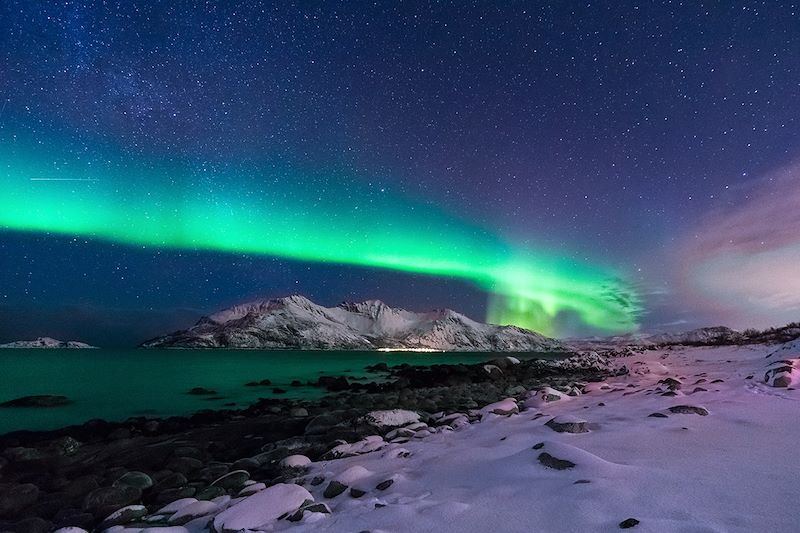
[1,1,799,347]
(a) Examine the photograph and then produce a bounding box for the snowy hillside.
[0,337,97,349]
[141,295,566,352]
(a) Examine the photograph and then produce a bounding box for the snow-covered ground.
[101,342,800,533]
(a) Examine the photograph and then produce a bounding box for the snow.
[212,483,313,532]
[128,339,800,532]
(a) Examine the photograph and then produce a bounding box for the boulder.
[82,485,141,517]
[480,398,518,417]
[279,455,311,469]
[545,415,589,434]
[323,480,348,498]
[212,483,312,532]
[363,409,420,430]
[114,471,153,490]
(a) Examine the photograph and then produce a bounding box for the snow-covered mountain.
[140,295,567,352]
[0,337,97,349]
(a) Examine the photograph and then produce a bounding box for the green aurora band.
[0,131,642,336]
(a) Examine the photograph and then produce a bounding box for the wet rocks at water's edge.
[0,352,615,531]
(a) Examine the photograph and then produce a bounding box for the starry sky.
[1,1,799,347]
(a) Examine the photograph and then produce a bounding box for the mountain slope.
[0,337,97,349]
[141,295,566,352]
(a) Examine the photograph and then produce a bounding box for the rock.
[52,509,94,530]
[323,436,386,459]
[99,504,147,528]
[167,500,219,525]
[187,387,217,395]
[0,395,71,407]
[648,412,668,418]
[166,456,203,474]
[386,427,416,440]
[279,455,311,469]
[157,497,199,515]
[658,377,683,390]
[0,483,39,517]
[210,470,250,490]
[11,517,51,533]
[668,405,709,416]
[363,409,420,430]
[50,436,81,455]
[289,407,309,417]
[300,502,330,514]
[545,415,589,433]
[213,483,313,532]
[196,486,226,500]
[155,487,196,503]
[349,488,366,498]
[173,446,203,459]
[82,485,141,517]
[239,483,266,497]
[375,479,394,491]
[317,376,350,392]
[480,398,518,417]
[53,528,89,533]
[155,472,188,490]
[620,517,640,528]
[114,471,153,490]
[272,388,287,394]
[323,480,348,498]
[537,452,576,470]
[231,458,259,471]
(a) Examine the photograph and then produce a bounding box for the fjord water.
[0,349,562,435]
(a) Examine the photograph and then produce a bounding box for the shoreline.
[0,353,610,531]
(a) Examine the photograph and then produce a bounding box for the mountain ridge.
[141,295,567,352]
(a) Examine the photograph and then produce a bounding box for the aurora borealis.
[2,1,800,345]
[1,124,640,336]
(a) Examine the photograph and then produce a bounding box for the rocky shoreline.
[0,352,617,532]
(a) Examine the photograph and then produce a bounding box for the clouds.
[677,163,800,328]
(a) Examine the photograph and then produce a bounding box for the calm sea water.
[0,349,562,434]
